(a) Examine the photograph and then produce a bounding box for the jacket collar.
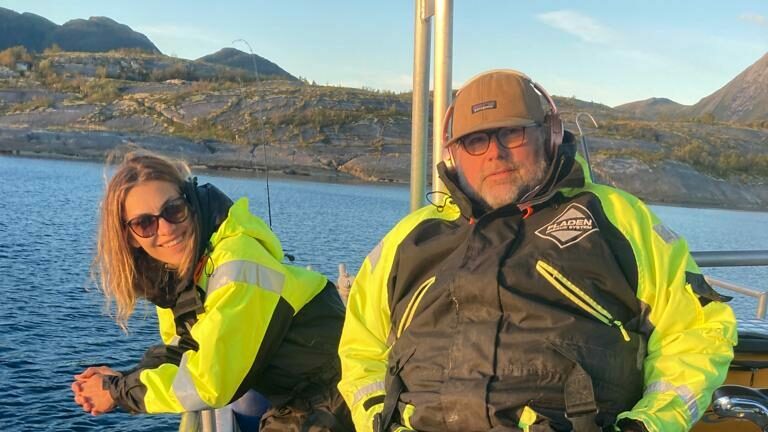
[184,180,234,262]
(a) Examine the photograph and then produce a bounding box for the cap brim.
[448,117,538,146]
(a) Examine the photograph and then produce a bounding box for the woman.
[72,151,352,431]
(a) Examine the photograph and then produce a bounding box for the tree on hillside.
[0,45,33,68]
[43,44,62,55]
[698,112,716,125]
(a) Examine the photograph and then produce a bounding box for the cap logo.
[535,203,599,248]
[471,100,496,113]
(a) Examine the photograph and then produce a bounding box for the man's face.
[453,127,549,210]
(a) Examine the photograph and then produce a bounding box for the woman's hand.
[72,366,121,415]
[74,365,122,381]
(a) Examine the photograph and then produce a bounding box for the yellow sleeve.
[338,203,460,431]
[156,306,176,345]
[615,202,737,432]
[141,273,287,413]
[338,241,391,432]
[138,231,319,413]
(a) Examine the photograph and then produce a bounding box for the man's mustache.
[482,163,521,178]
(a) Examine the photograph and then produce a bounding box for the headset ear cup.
[441,104,458,173]
[551,112,564,148]
[442,146,456,173]
[531,80,563,159]
[544,112,564,159]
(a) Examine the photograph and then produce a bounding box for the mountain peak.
[688,52,768,122]
[197,48,297,81]
[614,97,686,120]
[0,7,159,53]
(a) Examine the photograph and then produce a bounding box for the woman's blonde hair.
[93,150,200,329]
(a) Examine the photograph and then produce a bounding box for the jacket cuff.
[616,418,648,432]
[104,372,148,414]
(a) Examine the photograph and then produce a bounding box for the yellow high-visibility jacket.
[339,146,737,432]
[107,195,346,416]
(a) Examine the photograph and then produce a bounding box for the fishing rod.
[232,38,273,229]
[575,112,598,182]
[232,39,296,262]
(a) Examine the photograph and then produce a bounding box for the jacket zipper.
[397,276,436,338]
[536,261,630,342]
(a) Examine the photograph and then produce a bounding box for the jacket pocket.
[396,276,436,338]
[536,260,630,342]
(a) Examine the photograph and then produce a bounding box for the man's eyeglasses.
[124,197,190,238]
[458,126,537,156]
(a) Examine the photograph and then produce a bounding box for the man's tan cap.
[446,69,546,146]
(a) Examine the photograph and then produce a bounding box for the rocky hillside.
[0,51,412,181]
[32,50,258,83]
[0,7,159,53]
[198,48,297,81]
[687,52,768,123]
[0,51,766,210]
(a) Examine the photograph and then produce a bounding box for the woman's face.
[123,180,193,268]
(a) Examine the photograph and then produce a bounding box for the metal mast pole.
[432,0,453,193]
[410,0,433,211]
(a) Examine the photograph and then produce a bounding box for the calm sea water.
[1,155,766,431]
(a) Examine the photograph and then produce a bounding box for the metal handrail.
[693,250,768,320]
[692,250,768,267]
[705,276,767,320]
[179,411,211,432]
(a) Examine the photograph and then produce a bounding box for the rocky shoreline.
[2,127,766,212]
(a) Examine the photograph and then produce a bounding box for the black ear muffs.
[542,111,564,159]
[443,145,456,173]
[441,104,457,173]
[532,81,563,160]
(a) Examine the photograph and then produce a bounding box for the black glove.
[616,418,648,432]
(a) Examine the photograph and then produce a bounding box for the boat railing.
[179,408,233,432]
[706,276,767,319]
[692,250,768,320]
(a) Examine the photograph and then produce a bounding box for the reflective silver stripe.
[206,260,285,296]
[367,241,384,273]
[645,381,699,420]
[172,352,211,411]
[353,380,385,405]
[169,335,180,347]
[654,223,679,244]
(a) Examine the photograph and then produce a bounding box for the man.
[338,70,736,432]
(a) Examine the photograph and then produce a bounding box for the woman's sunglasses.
[124,196,190,238]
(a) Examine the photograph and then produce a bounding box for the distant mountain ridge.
[197,48,297,81]
[0,7,296,81]
[47,16,160,54]
[0,7,159,53]
[0,8,57,52]
[614,97,686,120]
[615,52,768,123]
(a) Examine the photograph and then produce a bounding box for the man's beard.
[458,156,550,210]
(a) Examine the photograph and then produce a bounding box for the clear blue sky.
[3,0,766,107]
